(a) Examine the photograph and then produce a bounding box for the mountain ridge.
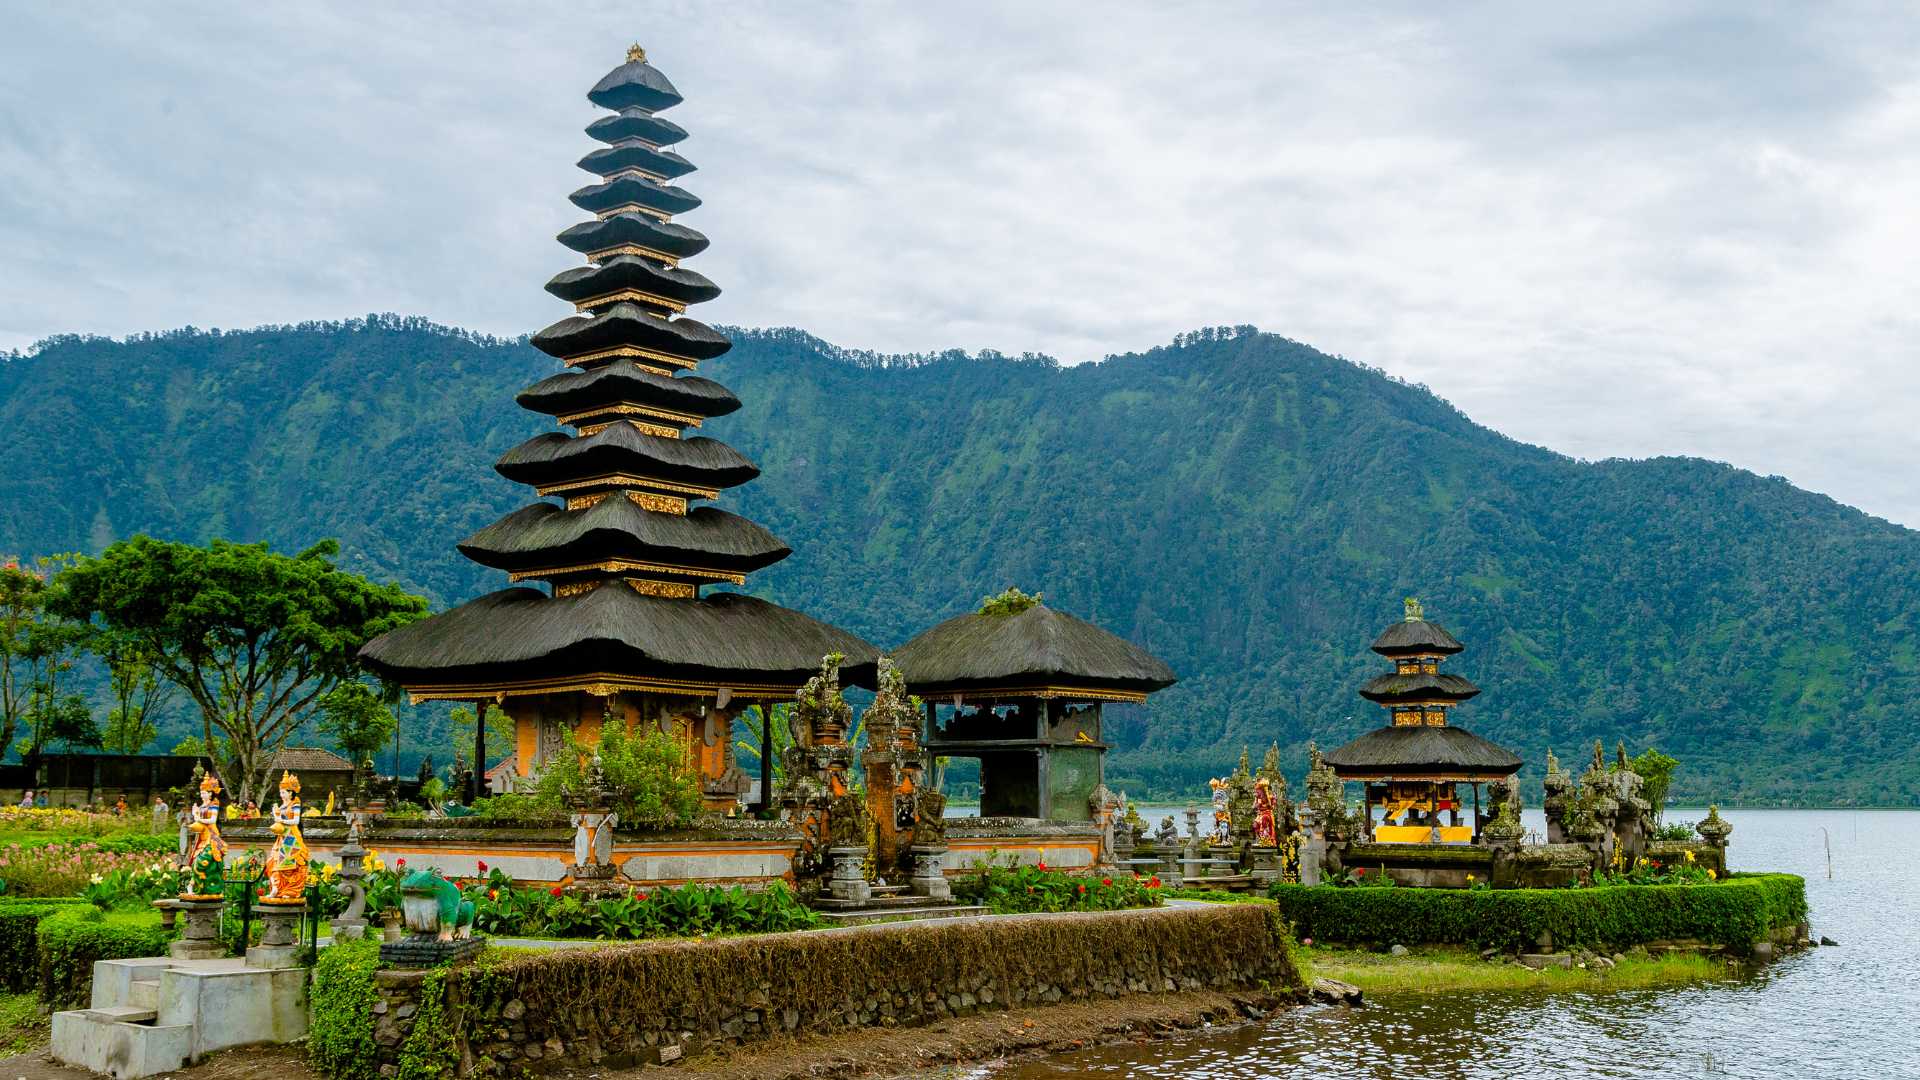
[4,316,1916,805]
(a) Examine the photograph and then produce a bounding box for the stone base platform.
[51,955,308,1079]
[380,934,486,967]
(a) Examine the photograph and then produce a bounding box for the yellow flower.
[1707,868,1717,880]
[1684,849,1696,863]
[1465,874,1475,882]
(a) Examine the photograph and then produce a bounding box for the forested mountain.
[4,317,1916,805]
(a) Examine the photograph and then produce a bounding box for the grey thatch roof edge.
[1370,619,1465,656]
[1323,724,1522,777]
[358,587,878,690]
[458,500,789,574]
[893,604,1175,694]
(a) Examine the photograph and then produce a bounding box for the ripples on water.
[980,809,1916,1080]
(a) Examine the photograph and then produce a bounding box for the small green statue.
[398,867,476,942]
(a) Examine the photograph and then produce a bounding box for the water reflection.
[985,809,1915,1080]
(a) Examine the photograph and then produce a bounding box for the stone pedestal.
[827,846,871,903]
[1249,845,1279,884]
[169,898,225,961]
[1299,836,1327,886]
[380,934,485,968]
[330,811,371,940]
[247,903,303,968]
[907,845,951,901]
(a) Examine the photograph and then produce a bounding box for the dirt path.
[0,990,1289,1080]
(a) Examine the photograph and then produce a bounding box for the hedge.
[0,898,94,992]
[35,906,175,1006]
[1270,873,1806,953]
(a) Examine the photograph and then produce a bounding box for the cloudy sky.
[4,3,1918,524]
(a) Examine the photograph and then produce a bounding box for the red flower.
[1077,883,1087,894]
[396,858,406,868]
[549,886,564,897]
[1353,868,1366,877]
[1148,876,1161,888]
[477,860,488,873]
[487,889,498,901]
[1036,861,1047,871]
[1102,878,1112,886]
[636,891,648,901]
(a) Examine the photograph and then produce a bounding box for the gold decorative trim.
[608,165,667,184]
[406,672,803,704]
[554,580,601,598]
[535,473,720,500]
[573,287,687,314]
[586,243,680,267]
[579,418,681,439]
[628,490,688,515]
[596,203,671,223]
[629,579,696,599]
[557,403,702,429]
[562,489,690,515]
[507,559,745,586]
[562,344,697,372]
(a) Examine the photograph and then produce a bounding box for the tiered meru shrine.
[350,48,1731,904]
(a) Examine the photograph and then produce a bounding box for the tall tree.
[0,556,58,759]
[97,628,170,754]
[47,537,428,802]
[20,695,99,759]
[317,681,399,773]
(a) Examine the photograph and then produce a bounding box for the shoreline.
[1301,944,1738,993]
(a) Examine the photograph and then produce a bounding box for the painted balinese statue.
[1208,776,1231,843]
[182,773,228,899]
[1252,777,1279,847]
[261,770,311,904]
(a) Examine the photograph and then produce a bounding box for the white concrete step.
[127,980,159,1010]
[83,1004,156,1024]
[51,1011,193,1079]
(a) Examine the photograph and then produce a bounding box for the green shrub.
[952,862,1163,914]
[1269,873,1806,953]
[467,872,818,938]
[309,936,382,1080]
[535,722,701,829]
[0,901,87,992]
[35,906,174,1006]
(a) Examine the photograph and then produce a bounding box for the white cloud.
[2,1,1918,523]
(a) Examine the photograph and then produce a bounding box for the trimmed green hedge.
[0,898,95,992]
[35,907,174,1006]
[1270,873,1806,953]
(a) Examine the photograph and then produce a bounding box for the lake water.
[960,808,1914,1080]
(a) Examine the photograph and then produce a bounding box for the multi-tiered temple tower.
[1323,599,1519,843]
[361,46,877,807]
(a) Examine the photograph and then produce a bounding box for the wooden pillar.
[469,698,488,804]
[758,703,773,815]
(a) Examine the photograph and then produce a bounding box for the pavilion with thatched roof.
[1323,598,1521,843]
[894,590,1176,821]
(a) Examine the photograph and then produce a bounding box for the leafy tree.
[1,556,82,760]
[448,703,515,774]
[170,735,209,756]
[19,694,100,758]
[46,536,428,803]
[731,702,793,784]
[537,717,701,829]
[96,629,170,754]
[1629,748,1680,824]
[317,682,399,772]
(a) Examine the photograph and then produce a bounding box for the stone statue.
[261,771,311,904]
[1154,814,1179,850]
[399,868,476,942]
[909,788,948,847]
[181,773,228,899]
[1208,777,1231,843]
[1252,777,1278,847]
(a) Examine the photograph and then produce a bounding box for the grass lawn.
[0,992,47,1056]
[1297,944,1731,993]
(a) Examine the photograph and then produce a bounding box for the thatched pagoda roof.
[516,362,739,422]
[893,603,1176,700]
[531,303,731,363]
[1357,671,1481,704]
[586,108,687,146]
[494,427,758,490]
[579,142,695,181]
[544,254,717,309]
[359,587,878,697]
[556,213,710,260]
[588,50,684,112]
[1370,618,1465,657]
[1322,725,1521,781]
[459,500,789,576]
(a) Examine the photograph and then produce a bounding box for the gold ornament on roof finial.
[279,770,301,795]
[1404,596,1424,622]
[626,43,646,63]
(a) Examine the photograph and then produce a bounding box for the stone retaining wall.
[368,903,1300,1075]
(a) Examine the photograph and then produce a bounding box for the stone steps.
[82,1004,157,1024]
[52,954,310,1079]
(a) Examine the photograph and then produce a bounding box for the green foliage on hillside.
[4,317,1918,805]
